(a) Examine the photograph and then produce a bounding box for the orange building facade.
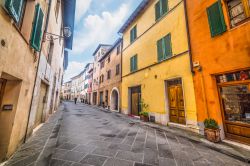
[186,0,250,144]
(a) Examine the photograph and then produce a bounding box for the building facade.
[120,0,198,131]
[186,0,250,144]
[62,81,72,100]
[92,45,111,105]
[0,0,49,161]
[98,39,122,111]
[84,63,93,104]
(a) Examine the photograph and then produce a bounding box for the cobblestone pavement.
[50,102,248,166]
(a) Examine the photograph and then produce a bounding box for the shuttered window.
[157,33,172,62]
[130,26,137,43]
[5,0,24,23]
[130,55,138,72]
[207,0,227,37]
[30,4,44,51]
[155,0,169,21]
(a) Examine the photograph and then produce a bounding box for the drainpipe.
[24,0,52,143]
[183,0,194,74]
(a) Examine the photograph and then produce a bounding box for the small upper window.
[117,45,120,55]
[55,0,61,21]
[226,0,250,27]
[130,26,137,43]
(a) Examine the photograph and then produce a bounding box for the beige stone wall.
[0,0,48,160]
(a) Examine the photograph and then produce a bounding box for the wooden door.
[131,86,141,116]
[35,83,47,128]
[168,79,186,125]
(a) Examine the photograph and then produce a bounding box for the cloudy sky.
[64,0,143,82]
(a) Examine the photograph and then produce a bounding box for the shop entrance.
[167,78,186,125]
[217,70,250,145]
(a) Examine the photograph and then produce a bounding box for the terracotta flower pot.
[204,128,221,143]
[140,115,149,122]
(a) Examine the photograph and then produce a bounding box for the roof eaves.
[92,44,112,56]
[118,0,150,34]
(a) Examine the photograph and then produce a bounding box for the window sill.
[229,17,250,31]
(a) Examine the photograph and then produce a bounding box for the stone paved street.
[49,102,248,166]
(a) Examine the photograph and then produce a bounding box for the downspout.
[183,0,194,74]
[24,0,52,143]
[183,0,209,121]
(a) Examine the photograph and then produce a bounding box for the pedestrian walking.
[74,97,77,104]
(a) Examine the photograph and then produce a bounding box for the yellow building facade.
[120,0,198,131]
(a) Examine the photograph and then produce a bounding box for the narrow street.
[48,102,246,166]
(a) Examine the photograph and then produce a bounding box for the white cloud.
[75,0,92,23]
[71,3,129,55]
[64,61,89,82]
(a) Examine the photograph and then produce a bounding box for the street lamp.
[45,26,72,41]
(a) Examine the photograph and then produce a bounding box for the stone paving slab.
[4,104,64,166]
[4,102,249,166]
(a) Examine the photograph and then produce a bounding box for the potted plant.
[204,118,220,143]
[139,99,149,122]
[139,111,149,122]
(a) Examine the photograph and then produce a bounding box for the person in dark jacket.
[74,97,77,104]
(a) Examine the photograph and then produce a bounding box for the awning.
[63,0,76,50]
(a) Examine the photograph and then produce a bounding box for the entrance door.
[167,79,186,125]
[131,86,141,116]
[219,84,250,144]
[100,91,103,106]
[93,92,97,105]
[35,83,47,128]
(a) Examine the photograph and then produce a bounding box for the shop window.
[207,0,227,37]
[220,85,250,124]
[130,55,138,72]
[216,69,250,83]
[226,0,250,27]
[157,33,172,62]
[155,0,169,21]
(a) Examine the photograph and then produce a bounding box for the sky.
[64,0,143,82]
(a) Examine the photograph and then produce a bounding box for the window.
[157,33,172,62]
[130,26,137,43]
[116,64,120,75]
[117,44,120,55]
[107,70,111,79]
[99,74,104,83]
[0,79,6,109]
[130,55,138,72]
[101,61,105,69]
[207,0,227,37]
[4,0,27,28]
[30,4,44,51]
[155,0,169,21]
[226,0,250,27]
[107,56,110,63]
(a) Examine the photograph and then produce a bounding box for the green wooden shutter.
[161,0,169,15]
[207,0,226,37]
[133,26,137,40]
[155,1,161,21]
[130,56,133,72]
[130,28,133,43]
[5,0,24,22]
[157,39,163,62]
[30,4,44,51]
[164,33,172,58]
[134,55,137,71]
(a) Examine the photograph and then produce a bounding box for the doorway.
[99,91,103,106]
[111,88,119,112]
[166,78,186,125]
[34,83,47,128]
[93,92,97,105]
[130,86,141,116]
